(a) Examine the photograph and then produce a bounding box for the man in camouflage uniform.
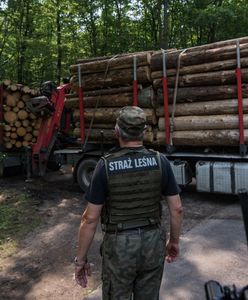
[74,106,183,300]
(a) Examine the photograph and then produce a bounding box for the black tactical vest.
[101,147,162,231]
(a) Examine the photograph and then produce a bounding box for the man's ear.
[115,125,120,138]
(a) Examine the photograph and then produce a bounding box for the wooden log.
[65,85,142,99]
[6,94,17,107]
[22,119,29,127]
[65,93,133,109]
[22,86,31,94]
[33,130,39,137]
[153,68,248,89]
[10,132,17,139]
[65,86,155,109]
[26,126,32,132]
[14,120,22,127]
[22,141,29,147]
[17,127,26,137]
[158,114,248,131]
[156,98,248,117]
[70,66,151,90]
[15,141,22,148]
[24,133,33,141]
[3,105,11,112]
[156,84,248,103]
[76,50,153,64]
[156,129,248,146]
[17,101,25,109]
[73,108,157,125]
[4,142,12,149]
[151,57,248,79]
[4,111,17,123]
[73,128,154,143]
[70,52,151,75]
[2,79,11,86]
[22,94,31,102]
[17,110,28,120]
[151,43,248,71]
[4,124,11,132]
[11,126,16,132]
[13,107,19,113]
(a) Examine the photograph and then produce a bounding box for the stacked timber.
[66,51,157,143]
[1,80,41,150]
[151,36,248,146]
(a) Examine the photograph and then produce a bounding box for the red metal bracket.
[236,40,247,155]
[133,56,138,106]
[78,65,85,143]
[32,83,71,174]
[162,51,170,146]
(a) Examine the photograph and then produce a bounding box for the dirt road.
[0,172,244,300]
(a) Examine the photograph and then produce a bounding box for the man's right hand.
[75,262,91,288]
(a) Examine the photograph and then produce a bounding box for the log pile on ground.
[67,51,157,143]
[66,36,248,148]
[1,80,41,150]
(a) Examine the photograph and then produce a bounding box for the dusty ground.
[0,172,241,300]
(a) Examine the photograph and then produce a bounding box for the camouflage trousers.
[101,227,165,300]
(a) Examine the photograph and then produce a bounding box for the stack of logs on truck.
[66,36,248,153]
[0,80,41,150]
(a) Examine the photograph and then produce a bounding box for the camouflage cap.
[117,106,147,136]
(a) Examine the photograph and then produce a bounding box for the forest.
[0,0,248,86]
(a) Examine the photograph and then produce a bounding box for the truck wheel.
[76,158,98,192]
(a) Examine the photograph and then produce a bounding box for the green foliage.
[0,0,248,85]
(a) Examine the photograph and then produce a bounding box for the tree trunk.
[65,86,155,109]
[156,84,248,103]
[70,66,151,90]
[156,98,248,117]
[156,129,248,146]
[73,108,157,124]
[151,57,248,79]
[153,68,248,89]
[158,114,248,131]
[70,52,152,75]
[73,128,154,143]
[151,43,248,71]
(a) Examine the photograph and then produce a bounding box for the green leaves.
[0,0,247,86]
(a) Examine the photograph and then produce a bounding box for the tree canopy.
[0,0,247,85]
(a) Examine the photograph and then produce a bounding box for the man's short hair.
[116,106,147,141]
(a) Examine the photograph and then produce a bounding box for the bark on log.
[151,43,248,71]
[65,85,141,99]
[70,66,151,90]
[156,129,248,146]
[151,57,248,79]
[73,108,157,125]
[65,86,155,109]
[153,68,248,89]
[156,84,248,103]
[70,52,151,75]
[76,50,153,64]
[156,98,248,117]
[158,114,248,131]
[73,128,154,143]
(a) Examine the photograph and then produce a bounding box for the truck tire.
[76,158,98,192]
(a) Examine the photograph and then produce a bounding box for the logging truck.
[1,36,248,194]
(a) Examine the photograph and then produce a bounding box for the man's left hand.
[75,262,91,288]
